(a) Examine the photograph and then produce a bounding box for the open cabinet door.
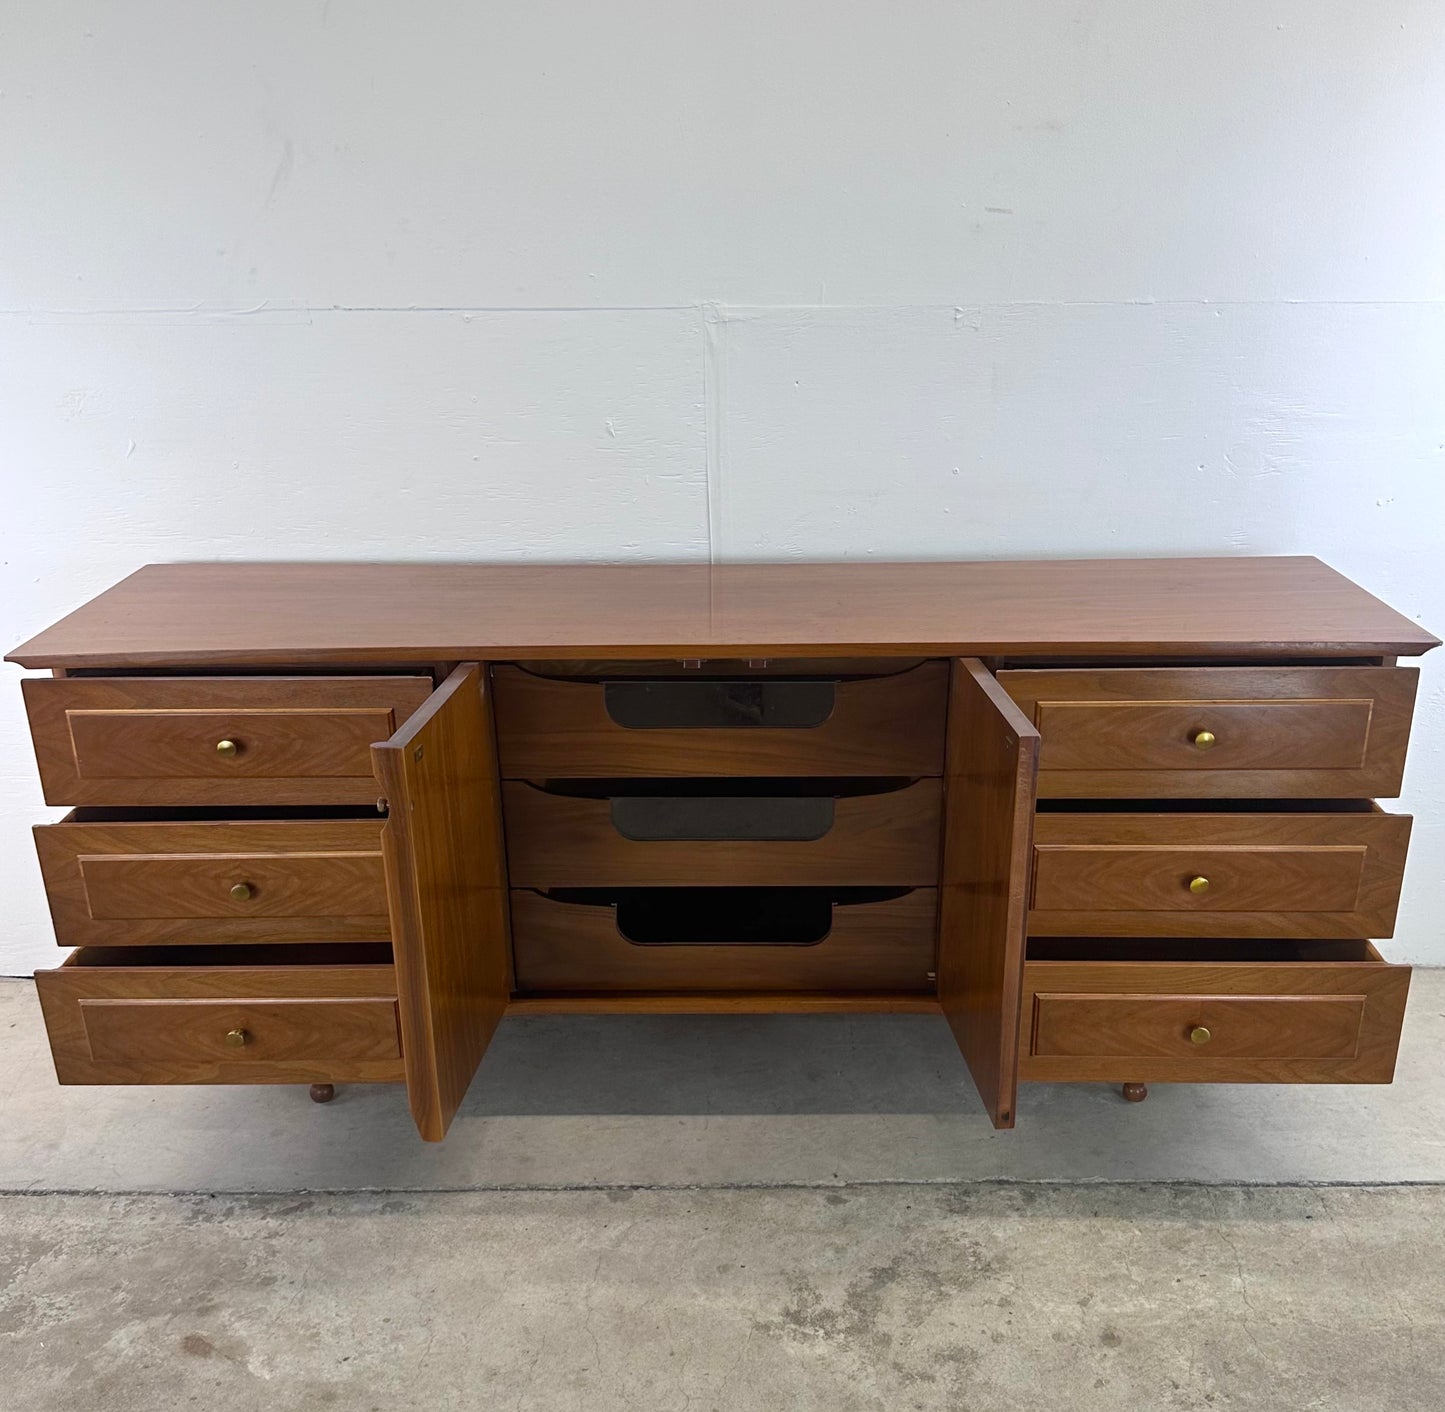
[373,664,510,1141]
[938,658,1041,1129]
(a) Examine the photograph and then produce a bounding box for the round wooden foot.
[1121,1083,1148,1104]
[309,1083,336,1104]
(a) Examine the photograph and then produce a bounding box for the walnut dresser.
[8,557,1436,1141]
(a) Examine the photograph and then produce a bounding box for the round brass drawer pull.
[1190,1026,1212,1045]
[225,1028,250,1048]
[1188,875,1211,895]
[229,882,254,902]
[215,738,240,758]
[1191,729,1217,751]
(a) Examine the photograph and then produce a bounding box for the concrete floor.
[3,975,1444,1410]
[4,1185,1444,1411]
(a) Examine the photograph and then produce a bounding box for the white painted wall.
[2,2,1443,974]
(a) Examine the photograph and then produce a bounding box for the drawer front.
[34,948,405,1084]
[492,663,948,778]
[1019,953,1410,1083]
[35,816,389,946]
[1033,994,1366,1060]
[81,998,400,1064]
[511,887,938,992]
[503,779,942,887]
[998,666,1417,798]
[1029,809,1410,938]
[23,675,434,806]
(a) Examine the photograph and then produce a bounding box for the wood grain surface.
[492,662,948,777]
[373,664,510,1141]
[502,779,942,887]
[1029,807,1411,939]
[35,946,405,1086]
[1018,949,1410,1084]
[24,675,433,806]
[35,813,388,946]
[999,665,1418,798]
[936,659,1041,1130]
[9,557,1435,668]
[510,887,938,993]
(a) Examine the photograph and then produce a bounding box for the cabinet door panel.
[937,660,1041,1129]
[373,664,510,1141]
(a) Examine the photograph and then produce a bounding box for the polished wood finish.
[10,555,1437,1133]
[1029,807,1410,939]
[510,888,938,992]
[502,779,942,887]
[1034,994,1367,1060]
[1121,1083,1148,1103]
[373,665,510,1142]
[1018,946,1409,1084]
[35,813,387,946]
[999,666,1418,798]
[9,558,1436,667]
[309,1082,336,1103]
[936,659,1041,1130]
[24,676,432,806]
[34,946,404,1085]
[492,662,948,778]
[80,997,401,1064]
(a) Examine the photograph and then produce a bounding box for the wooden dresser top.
[8,557,1437,668]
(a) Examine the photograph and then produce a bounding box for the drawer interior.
[525,776,916,797]
[60,942,395,969]
[1026,937,1385,964]
[1035,798,1384,815]
[602,678,838,730]
[516,776,918,843]
[510,885,938,993]
[63,804,386,823]
[536,886,915,946]
[492,661,949,778]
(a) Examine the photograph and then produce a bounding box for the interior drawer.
[34,808,389,947]
[1019,939,1410,1084]
[34,944,404,1085]
[998,666,1417,798]
[510,886,938,992]
[1029,803,1410,939]
[492,662,948,778]
[23,675,434,806]
[503,778,942,887]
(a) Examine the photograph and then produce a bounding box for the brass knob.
[1188,875,1211,895]
[225,1028,250,1048]
[1190,1026,1212,1045]
[229,882,253,902]
[1191,729,1217,751]
[215,738,239,758]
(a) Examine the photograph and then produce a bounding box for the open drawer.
[34,807,389,947]
[1028,800,1411,939]
[491,662,948,777]
[503,777,942,887]
[1018,938,1411,1085]
[510,886,939,992]
[998,665,1418,799]
[34,944,405,1086]
[23,674,434,806]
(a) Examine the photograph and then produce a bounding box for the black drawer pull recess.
[609,795,835,842]
[603,680,835,730]
[546,887,910,946]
